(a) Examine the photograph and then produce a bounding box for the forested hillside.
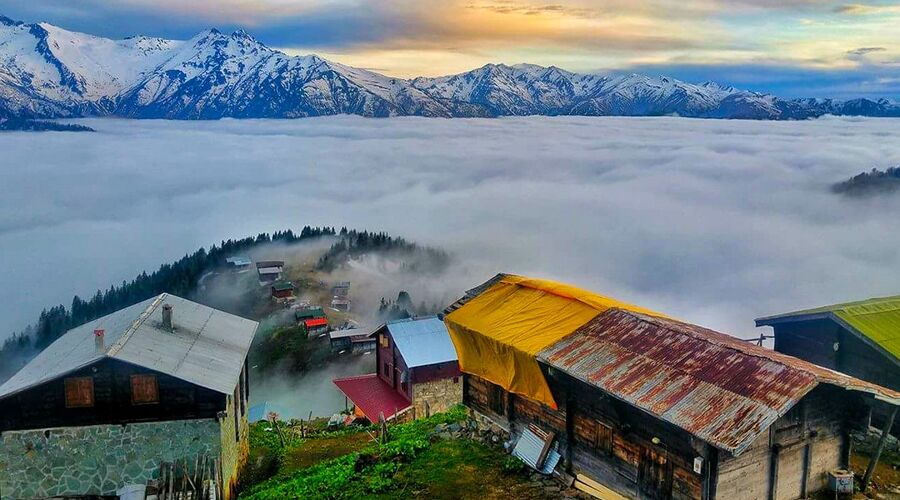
[0,227,336,381]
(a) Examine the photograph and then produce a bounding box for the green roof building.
[757,295,900,431]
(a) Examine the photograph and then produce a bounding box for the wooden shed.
[445,275,900,500]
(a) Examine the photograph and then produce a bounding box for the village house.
[329,327,375,353]
[333,316,461,423]
[444,274,900,500]
[295,306,328,334]
[225,256,251,272]
[255,260,284,285]
[270,280,295,300]
[0,293,258,500]
[756,295,900,433]
[331,281,351,311]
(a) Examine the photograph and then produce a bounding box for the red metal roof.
[333,374,411,422]
[304,318,328,328]
[538,308,900,456]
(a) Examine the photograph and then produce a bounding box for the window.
[65,377,94,408]
[595,422,613,455]
[383,361,391,378]
[380,334,390,348]
[131,374,159,404]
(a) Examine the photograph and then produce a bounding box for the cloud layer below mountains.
[1,115,899,339]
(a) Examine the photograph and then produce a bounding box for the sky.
[1,115,899,344]
[0,0,898,98]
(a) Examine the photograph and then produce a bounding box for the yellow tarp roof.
[443,274,664,408]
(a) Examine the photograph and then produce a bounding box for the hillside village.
[1,238,899,500]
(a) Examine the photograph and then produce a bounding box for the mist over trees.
[0,227,336,381]
[316,228,450,273]
[833,166,900,196]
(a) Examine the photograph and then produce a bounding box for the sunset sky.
[1,0,898,97]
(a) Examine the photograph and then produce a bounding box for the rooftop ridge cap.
[107,293,167,358]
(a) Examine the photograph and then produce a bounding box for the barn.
[444,274,900,500]
[0,293,258,499]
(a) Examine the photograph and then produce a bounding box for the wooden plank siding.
[0,357,226,431]
[465,370,866,500]
[465,372,705,499]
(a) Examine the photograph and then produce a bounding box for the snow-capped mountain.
[1,15,898,120]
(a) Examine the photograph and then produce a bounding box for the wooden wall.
[464,372,706,499]
[774,320,900,392]
[774,320,900,434]
[0,358,227,432]
[465,371,866,500]
[411,360,461,385]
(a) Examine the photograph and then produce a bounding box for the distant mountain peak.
[0,18,897,121]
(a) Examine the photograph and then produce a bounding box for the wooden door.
[638,446,673,500]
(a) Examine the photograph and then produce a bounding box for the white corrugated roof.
[386,317,458,369]
[0,293,258,399]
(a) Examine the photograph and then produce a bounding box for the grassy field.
[237,407,551,499]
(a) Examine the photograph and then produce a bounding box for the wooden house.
[329,327,375,353]
[295,306,328,334]
[255,260,284,285]
[270,280,295,300]
[444,274,900,500]
[225,256,251,272]
[756,296,900,432]
[0,293,258,500]
[333,317,461,422]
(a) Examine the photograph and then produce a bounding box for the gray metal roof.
[386,317,458,369]
[329,328,370,340]
[0,293,259,399]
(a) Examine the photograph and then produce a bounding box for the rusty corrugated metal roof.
[537,309,900,456]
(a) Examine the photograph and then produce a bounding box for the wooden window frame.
[380,333,390,348]
[130,373,160,405]
[64,377,94,408]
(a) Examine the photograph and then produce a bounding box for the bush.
[501,455,526,474]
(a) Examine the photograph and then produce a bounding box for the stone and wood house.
[444,274,900,500]
[756,295,900,432]
[333,316,462,423]
[0,293,258,499]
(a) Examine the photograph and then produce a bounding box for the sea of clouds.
[2,115,899,341]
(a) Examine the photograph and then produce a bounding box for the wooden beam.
[768,443,780,500]
[565,397,576,474]
[862,405,898,492]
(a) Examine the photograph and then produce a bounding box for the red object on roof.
[333,374,411,422]
[304,318,328,328]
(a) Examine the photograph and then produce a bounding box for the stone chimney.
[162,303,173,331]
[94,328,105,352]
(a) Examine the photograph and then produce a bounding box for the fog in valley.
[2,115,900,345]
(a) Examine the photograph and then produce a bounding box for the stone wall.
[0,419,220,499]
[411,377,462,417]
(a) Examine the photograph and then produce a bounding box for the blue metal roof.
[248,401,290,422]
[386,316,458,369]
[226,256,251,266]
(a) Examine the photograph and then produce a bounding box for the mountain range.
[1,15,898,121]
